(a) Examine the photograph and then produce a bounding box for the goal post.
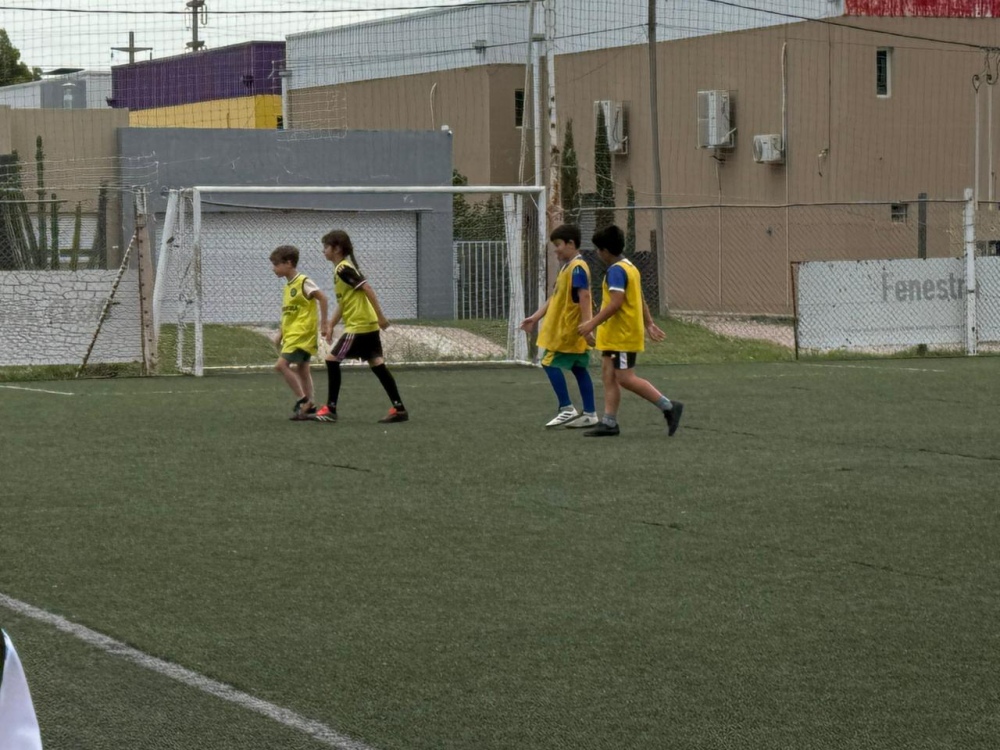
[153,184,548,375]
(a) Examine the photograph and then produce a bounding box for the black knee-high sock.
[325,360,341,407]
[371,363,404,409]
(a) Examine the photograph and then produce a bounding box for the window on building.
[515,89,525,128]
[891,203,908,223]
[976,239,1000,256]
[876,48,892,97]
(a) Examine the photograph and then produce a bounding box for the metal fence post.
[964,187,978,355]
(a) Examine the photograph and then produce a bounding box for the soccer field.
[2,359,999,749]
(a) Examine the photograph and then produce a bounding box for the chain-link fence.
[645,200,969,316]
[569,197,1000,353]
[574,200,975,318]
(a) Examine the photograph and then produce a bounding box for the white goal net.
[153,185,547,375]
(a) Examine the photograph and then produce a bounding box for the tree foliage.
[452,169,505,241]
[89,183,109,269]
[0,152,35,270]
[560,119,580,224]
[594,105,615,231]
[36,136,48,258]
[0,30,41,87]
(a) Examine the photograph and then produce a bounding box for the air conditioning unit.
[752,134,784,164]
[594,100,628,155]
[697,90,734,149]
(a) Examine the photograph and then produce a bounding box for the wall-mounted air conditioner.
[752,134,784,164]
[594,100,628,155]
[697,90,734,149]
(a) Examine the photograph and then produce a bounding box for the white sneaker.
[565,412,599,428]
[545,407,580,427]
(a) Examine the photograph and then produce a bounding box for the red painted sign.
[846,0,1000,15]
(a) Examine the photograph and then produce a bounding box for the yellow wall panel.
[254,96,282,129]
[128,96,281,129]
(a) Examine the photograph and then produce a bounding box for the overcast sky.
[2,0,458,72]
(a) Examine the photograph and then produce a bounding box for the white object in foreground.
[0,629,43,750]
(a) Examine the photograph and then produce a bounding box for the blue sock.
[543,365,572,409]
[571,364,595,414]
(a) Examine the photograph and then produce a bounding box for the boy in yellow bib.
[270,245,329,420]
[521,224,598,428]
[578,225,683,437]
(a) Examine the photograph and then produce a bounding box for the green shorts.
[280,348,312,364]
[540,350,590,369]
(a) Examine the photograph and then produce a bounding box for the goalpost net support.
[152,185,547,376]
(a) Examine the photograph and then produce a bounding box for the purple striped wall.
[110,42,285,111]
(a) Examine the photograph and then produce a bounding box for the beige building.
[0,107,128,267]
[555,17,1000,313]
[287,9,1000,314]
[291,65,526,187]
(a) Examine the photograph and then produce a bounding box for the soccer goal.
[152,185,547,375]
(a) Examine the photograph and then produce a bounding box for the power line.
[0,1,529,15]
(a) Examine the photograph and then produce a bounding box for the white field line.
[85,388,272,396]
[801,363,947,373]
[0,593,377,750]
[0,384,75,396]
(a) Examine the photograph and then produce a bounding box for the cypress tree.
[594,105,615,230]
[560,119,579,224]
[36,135,47,260]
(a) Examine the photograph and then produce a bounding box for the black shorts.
[330,330,384,362]
[601,351,638,370]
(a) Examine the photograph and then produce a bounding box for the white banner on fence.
[977,256,1000,344]
[797,258,970,350]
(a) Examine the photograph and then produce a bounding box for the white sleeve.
[302,278,320,298]
[0,631,43,750]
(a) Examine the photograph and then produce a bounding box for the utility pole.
[544,0,561,228]
[186,0,207,52]
[112,32,153,64]
[648,0,668,312]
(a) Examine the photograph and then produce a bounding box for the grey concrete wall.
[118,128,454,318]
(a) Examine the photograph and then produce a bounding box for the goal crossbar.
[193,186,546,196]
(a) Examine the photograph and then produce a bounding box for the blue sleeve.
[571,265,589,291]
[606,264,628,292]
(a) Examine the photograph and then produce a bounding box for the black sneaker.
[583,422,620,437]
[379,407,409,423]
[664,401,684,436]
[290,404,316,421]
